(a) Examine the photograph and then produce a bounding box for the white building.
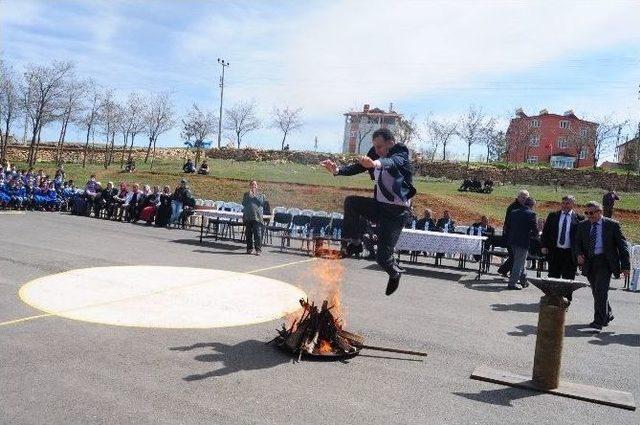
[342,104,402,154]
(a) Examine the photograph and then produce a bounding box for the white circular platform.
[19,266,306,328]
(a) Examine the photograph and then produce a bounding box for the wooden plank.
[470,365,636,411]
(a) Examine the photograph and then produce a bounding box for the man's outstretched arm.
[320,159,367,176]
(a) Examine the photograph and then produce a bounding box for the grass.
[15,158,640,243]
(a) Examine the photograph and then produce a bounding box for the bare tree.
[271,106,302,150]
[504,118,538,166]
[582,116,628,169]
[98,90,121,168]
[484,129,507,162]
[0,59,20,164]
[181,103,216,164]
[21,61,74,166]
[54,75,87,166]
[223,101,260,148]
[144,91,175,169]
[457,105,495,166]
[120,91,147,165]
[356,125,373,154]
[394,114,420,149]
[80,81,102,168]
[423,116,458,161]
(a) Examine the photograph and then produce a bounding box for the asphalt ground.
[0,212,638,425]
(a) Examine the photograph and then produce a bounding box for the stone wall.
[205,147,640,191]
[4,142,189,164]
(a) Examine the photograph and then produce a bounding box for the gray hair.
[585,201,602,211]
[517,189,530,199]
[562,195,576,203]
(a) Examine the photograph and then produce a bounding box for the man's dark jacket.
[507,206,538,249]
[416,217,437,231]
[337,143,416,202]
[435,217,456,232]
[541,210,585,262]
[573,218,630,277]
[502,199,521,239]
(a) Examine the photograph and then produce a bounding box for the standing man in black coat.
[320,128,416,296]
[574,201,630,330]
[541,195,584,280]
[498,189,529,276]
[506,197,538,289]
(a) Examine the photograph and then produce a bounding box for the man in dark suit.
[507,197,538,289]
[574,201,630,330]
[497,190,530,276]
[415,208,437,231]
[541,195,584,280]
[436,210,456,233]
[320,128,416,296]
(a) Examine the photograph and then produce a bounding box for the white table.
[396,229,488,278]
[396,229,487,255]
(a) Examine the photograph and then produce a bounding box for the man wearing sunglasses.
[574,201,630,330]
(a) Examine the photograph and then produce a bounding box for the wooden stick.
[359,344,428,357]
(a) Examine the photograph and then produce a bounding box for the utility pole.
[216,58,229,148]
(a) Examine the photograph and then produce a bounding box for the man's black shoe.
[386,273,401,296]
[506,286,521,290]
[340,243,363,258]
[588,322,603,330]
[520,281,529,288]
[604,315,614,326]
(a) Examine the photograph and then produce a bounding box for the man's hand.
[541,248,548,255]
[320,159,338,175]
[622,269,630,278]
[358,155,375,169]
[577,254,585,266]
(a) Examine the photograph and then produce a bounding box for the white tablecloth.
[396,229,487,256]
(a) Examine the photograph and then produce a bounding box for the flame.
[317,339,333,354]
[285,257,347,330]
[312,258,345,322]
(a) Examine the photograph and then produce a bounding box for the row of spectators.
[76,176,196,227]
[0,162,196,228]
[0,165,75,210]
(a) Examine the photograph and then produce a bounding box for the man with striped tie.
[541,195,584,281]
[320,128,416,296]
[574,201,630,330]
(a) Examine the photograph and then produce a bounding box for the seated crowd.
[0,162,196,228]
[0,165,74,211]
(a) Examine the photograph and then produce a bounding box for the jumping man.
[320,128,416,296]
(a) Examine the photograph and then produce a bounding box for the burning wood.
[270,299,362,359]
[269,258,428,360]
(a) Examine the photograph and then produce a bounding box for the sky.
[1,0,639,160]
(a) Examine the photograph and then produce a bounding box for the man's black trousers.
[587,255,613,326]
[547,247,577,280]
[342,195,410,276]
[245,220,263,252]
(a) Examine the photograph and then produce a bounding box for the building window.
[526,155,538,164]
[530,119,539,128]
[559,120,569,129]
[557,138,568,148]
[579,147,588,159]
[529,135,540,147]
[580,127,588,137]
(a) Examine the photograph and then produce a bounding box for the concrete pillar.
[532,295,568,389]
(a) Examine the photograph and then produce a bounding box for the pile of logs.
[269,299,362,360]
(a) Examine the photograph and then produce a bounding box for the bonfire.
[269,258,428,360]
